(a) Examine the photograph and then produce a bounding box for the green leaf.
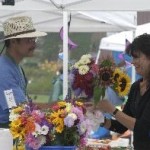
[93,86,106,105]
[101,87,106,99]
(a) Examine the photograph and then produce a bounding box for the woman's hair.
[126,33,150,58]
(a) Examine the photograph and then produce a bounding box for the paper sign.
[4,89,17,108]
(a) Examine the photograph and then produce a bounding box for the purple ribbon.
[59,27,78,50]
[118,53,132,69]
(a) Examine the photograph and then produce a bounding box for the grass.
[29,94,50,103]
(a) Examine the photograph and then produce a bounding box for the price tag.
[4,89,17,108]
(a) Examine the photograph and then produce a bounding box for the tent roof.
[100,31,133,51]
[66,0,150,11]
[0,0,137,32]
[0,0,149,11]
[100,22,150,51]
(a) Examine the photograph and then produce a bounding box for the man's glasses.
[22,37,38,44]
[27,38,38,43]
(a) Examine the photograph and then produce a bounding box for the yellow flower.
[13,106,23,114]
[10,118,22,127]
[55,123,64,133]
[65,103,72,113]
[10,119,25,140]
[50,109,65,133]
[112,68,123,82]
[57,101,66,108]
[116,73,131,97]
[75,101,83,107]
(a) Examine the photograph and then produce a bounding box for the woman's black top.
[109,79,150,150]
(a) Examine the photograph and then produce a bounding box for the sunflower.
[99,67,114,86]
[116,73,131,97]
[112,68,123,83]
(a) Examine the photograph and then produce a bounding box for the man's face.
[14,37,37,58]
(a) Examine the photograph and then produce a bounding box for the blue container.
[39,146,63,150]
[26,145,76,150]
[63,146,76,150]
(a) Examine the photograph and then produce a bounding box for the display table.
[0,128,13,149]
[78,138,130,150]
[0,129,130,150]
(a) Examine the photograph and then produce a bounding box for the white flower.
[78,120,87,135]
[9,111,20,121]
[32,123,42,137]
[78,65,90,75]
[33,123,49,136]
[74,62,81,69]
[64,113,77,127]
[81,54,92,60]
[79,58,91,65]
[41,125,49,135]
[68,113,77,120]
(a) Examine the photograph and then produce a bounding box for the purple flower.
[72,106,84,122]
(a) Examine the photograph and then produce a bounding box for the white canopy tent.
[0,0,150,11]
[100,31,134,52]
[100,22,150,52]
[0,0,149,98]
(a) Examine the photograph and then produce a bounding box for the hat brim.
[0,31,47,42]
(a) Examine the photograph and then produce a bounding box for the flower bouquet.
[46,100,90,147]
[70,54,131,105]
[93,56,131,104]
[70,54,99,99]
[9,101,53,150]
[9,100,90,150]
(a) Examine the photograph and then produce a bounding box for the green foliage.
[23,66,55,95]
[100,59,114,67]
[51,126,80,146]
[93,86,105,105]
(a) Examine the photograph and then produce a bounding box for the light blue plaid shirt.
[0,55,27,123]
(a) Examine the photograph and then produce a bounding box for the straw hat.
[1,16,47,41]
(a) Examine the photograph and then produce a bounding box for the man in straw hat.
[0,16,47,127]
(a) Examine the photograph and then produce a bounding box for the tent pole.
[95,49,101,64]
[131,30,136,83]
[63,11,69,99]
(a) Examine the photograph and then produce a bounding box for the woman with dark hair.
[97,33,150,150]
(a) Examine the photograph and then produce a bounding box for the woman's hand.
[97,99,116,114]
